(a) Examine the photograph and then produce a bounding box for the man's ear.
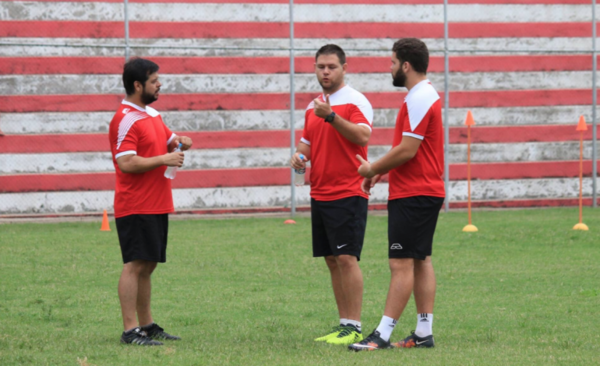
[403,61,411,73]
[133,80,143,93]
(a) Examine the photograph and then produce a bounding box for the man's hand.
[361,175,381,195]
[290,152,307,170]
[313,94,332,119]
[174,135,193,151]
[356,154,376,178]
[163,151,184,167]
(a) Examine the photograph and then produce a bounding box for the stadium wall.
[0,0,599,215]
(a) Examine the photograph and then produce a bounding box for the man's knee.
[123,260,157,276]
[123,260,144,275]
[389,258,414,274]
[140,261,157,276]
[414,257,435,277]
[324,256,338,271]
[335,254,358,271]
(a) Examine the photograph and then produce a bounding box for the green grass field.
[1,208,599,366]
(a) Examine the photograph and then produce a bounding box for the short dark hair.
[315,44,346,65]
[122,58,159,96]
[392,38,429,74]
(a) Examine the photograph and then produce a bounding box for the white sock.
[415,313,433,337]
[375,315,397,342]
[345,319,362,332]
[340,318,348,327]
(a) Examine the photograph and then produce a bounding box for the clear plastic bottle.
[164,143,183,179]
[294,154,306,186]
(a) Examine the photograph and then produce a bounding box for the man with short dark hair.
[109,58,193,346]
[349,38,445,351]
[290,44,373,346]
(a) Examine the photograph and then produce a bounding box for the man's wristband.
[324,112,336,123]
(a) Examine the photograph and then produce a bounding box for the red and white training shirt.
[388,80,445,200]
[302,85,373,201]
[108,101,176,218]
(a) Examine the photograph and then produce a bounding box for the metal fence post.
[593,0,598,207]
[124,0,130,61]
[443,0,450,212]
[289,0,297,216]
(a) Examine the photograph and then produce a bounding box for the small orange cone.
[576,115,588,131]
[464,110,475,126]
[284,219,296,224]
[100,210,111,231]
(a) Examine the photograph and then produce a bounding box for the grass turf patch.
[0,208,599,365]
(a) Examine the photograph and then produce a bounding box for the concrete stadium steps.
[3,38,600,57]
[1,0,598,214]
[2,3,596,22]
[0,178,593,214]
[0,107,591,134]
[2,0,593,4]
[1,72,596,95]
[5,21,600,39]
[2,55,600,74]
[0,161,596,194]
[2,90,598,113]
[0,126,594,153]
[1,141,596,174]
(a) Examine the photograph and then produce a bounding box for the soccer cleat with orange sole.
[391,331,435,348]
[348,330,391,351]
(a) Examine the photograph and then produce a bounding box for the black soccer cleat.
[348,330,391,351]
[120,327,163,346]
[141,323,181,341]
[391,331,435,348]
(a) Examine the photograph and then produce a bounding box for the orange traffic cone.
[100,210,111,231]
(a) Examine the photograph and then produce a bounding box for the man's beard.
[141,87,158,105]
[319,78,340,92]
[392,68,406,87]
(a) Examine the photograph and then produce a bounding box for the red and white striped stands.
[1,0,599,215]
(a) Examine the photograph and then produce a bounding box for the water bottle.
[164,143,183,179]
[294,154,306,186]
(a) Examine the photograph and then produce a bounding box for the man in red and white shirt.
[350,38,445,351]
[109,58,192,346]
[290,44,373,345]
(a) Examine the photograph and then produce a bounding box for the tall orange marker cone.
[573,116,589,231]
[100,210,111,231]
[463,111,478,232]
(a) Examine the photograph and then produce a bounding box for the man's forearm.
[330,115,371,146]
[371,145,415,175]
[119,155,165,174]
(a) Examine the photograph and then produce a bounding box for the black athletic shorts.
[115,214,169,264]
[388,196,444,260]
[311,196,368,261]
